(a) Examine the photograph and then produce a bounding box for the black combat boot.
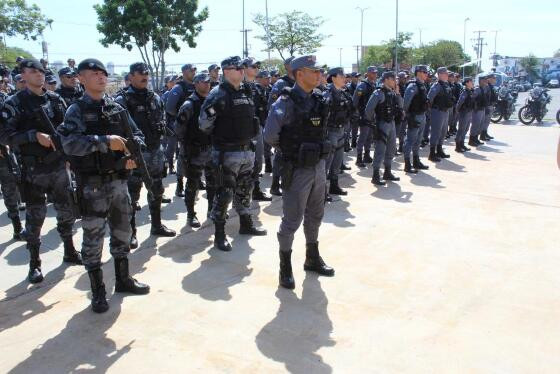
[264,157,272,173]
[252,180,272,201]
[161,195,172,204]
[279,250,295,289]
[413,155,429,170]
[130,213,138,249]
[114,257,150,294]
[355,153,365,167]
[351,137,357,149]
[239,214,267,236]
[420,138,429,148]
[270,176,282,196]
[371,169,386,185]
[169,163,176,174]
[132,201,141,211]
[329,179,347,195]
[462,142,471,152]
[383,166,400,181]
[362,151,373,164]
[396,142,403,155]
[304,242,334,276]
[475,135,484,146]
[468,136,477,147]
[63,239,82,264]
[12,216,24,241]
[404,158,418,174]
[175,177,184,197]
[340,163,351,171]
[436,144,450,159]
[150,207,176,237]
[88,268,109,313]
[428,146,441,162]
[344,138,351,152]
[28,244,43,283]
[185,186,201,228]
[214,221,232,251]
[485,131,494,140]
[455,142,465,153]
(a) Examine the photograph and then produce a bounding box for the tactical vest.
[432,81,454,110]
[374,87,397,123]
[255,83,269,124]
[408,80,428,114]
[488,84,497,105]
[212,83,256,146]
[175,80,195,112]
[327,86,352,128]
[13,90,65,159]
[279,88,328,166]
[357,80,375,115]
[475,87,488,109]
[460,89,475,111]
[55,86,83,107]
[71,98,128,175]
[121,89,162,150]
[182,94,211,147]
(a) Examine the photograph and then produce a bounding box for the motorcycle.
[518,87,551,125]
[491,86,518,123]
[556,108,560,125]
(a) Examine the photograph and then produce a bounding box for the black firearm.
[37,107,64,163]
[2,146,22,184]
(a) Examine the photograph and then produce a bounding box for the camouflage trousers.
[0,159,20,221]
[128,146,166,209]
[21,161,75,247]
[80,178,132,271]
[181,146,215,215]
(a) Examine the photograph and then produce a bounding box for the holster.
[280,162,294,190]
[297,143,321,168]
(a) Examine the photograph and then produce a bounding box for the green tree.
[94,0,208,89]
[386,32,414,69]
[260,57,285,74]
[520,53,540,82]
[361,45,391,72]
[416,40,467,70]
[0,0,52,41]
[253,11,329,61]
[0,41,33,67]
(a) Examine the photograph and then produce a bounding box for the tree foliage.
[95,0,208,88]
[520,53,540,81]
[253,11,329,61]
[360,32,413,72]
[0,41,33,67]
[0,0,52,41]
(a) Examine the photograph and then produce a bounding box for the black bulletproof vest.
[279,88,327,161]
[327,85,352,128]
[212,83,256,146]
[15,90,65,158]
[175,80,195,112]
[358,80,375,115]
[475,87,488,109]
[55,86,83,107]
[432,81,454,109]
[374,87,397,123]
[71,98,127,175]
[460,89,475,111]
[121,89,161,149]
[488,84,497,105]
[182,93,211,147]
[408,80,428,114]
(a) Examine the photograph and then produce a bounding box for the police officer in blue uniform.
[427,67,454,162]
[469,74,488,147]
[352,66,378,167]
[455,77,475,152]
[264,55,335,289]
[55,67,83,106]
[481,73,497,141]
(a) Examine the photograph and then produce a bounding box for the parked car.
[546,78,559,88]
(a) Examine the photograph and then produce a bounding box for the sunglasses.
[224,66,244,71]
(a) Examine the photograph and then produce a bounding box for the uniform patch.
[83,113,98,122]
[357,91,363,96]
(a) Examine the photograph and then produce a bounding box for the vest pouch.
[297,142,321,168]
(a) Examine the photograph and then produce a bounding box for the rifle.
[37,106,64,163]
[1,146,22,184]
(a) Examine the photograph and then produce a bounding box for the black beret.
[221,56,243,69]
[20,58,45,73]
[77,58,108,76]
[58,67,76,77]
[129,62,149,74]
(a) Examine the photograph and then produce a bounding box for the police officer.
[0,145,24,240]
[324,67,352,195]
[449,73,463,136]
[45,75,57,91]
[199,56,267,252]
[264,55,334,289]
[365,71,402,185]
[396,71,408,154]
[10,56,24,80]
[256,70,273,174]
[469,74,488,147]
[455,77,475,152]
[0,58,81,284]
[353,66,378,167]
[115,62,176,249]
[270,70,280,85]
[403,65,430,174]
[346,72,361,148]
[208,64,221,88]
[176,73,215,228]
[55,67,83,106]
[165,63,196,197]
[59,58,150,313]
[67,58,76,70]
[13,74,26,92]
[242,57,272,202]
[427,67,454,162]
[481,73,497,141]
[39,58,54,77]
[267,56,296,196]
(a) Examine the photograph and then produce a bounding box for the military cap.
[221,56,243,69]
[242,57,261,68]
[486,72,495,79]
[14,74,23,82]
[181,63,196,72]
[257,70,270,78]
[193,72,210,83]
[16,56,24,63]
[479,73,488,80]
[463,77,473,85]
[327,67,344,77]
[130,62,150,74]
[351,72,362,78]
[414,65,428,74]
[436,67,448,74]
[284,56,296,66]
[454,73,461,78]
[345,73,351,78]
[381,71,396,81]
[20,58,45,73]
[270,69,279,76]
[208,64,220,72]
[46,75,57,84]
[290,55,319,71]
[58,67,76,77]
[367,66,378,73]
[77,58,108,75]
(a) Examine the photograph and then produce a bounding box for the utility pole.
[490,30,499,67]
[354,45,360,72]
[418,27,423,46]
[240,0,252,58]
[463,17,470,77]
[338,48,343,67]
[471,30,487,75]
[265,0,271,61]
[355,7,369,71]
[394,0,399,73]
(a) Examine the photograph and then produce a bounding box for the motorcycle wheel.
[556,109,560,125]
[490,109,502,123]
[518,106,535,125]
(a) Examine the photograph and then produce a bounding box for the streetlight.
[394,0,399,73]
[338,48,343,67]
[355,6,369,71]
[463,17,470,76]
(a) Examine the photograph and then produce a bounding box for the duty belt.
[79,171,127,184]
[213,143,253,152]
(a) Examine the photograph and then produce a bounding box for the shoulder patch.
[1,104,16,120]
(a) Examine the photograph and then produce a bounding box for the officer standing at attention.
[469,74,487,147]
[346,72,361,148]
[403,65,430,174]
[353,66,378,167]
[165,63,196,197]
[365,71,402,185]
[55,67,83,106]
[115,62,176,249]
[256,70,273,173]
[427,67,454,162]
[0,58,81,284]
[481,73,497,141]
[324,67,352,196]
[264,55,334,290]
[270,70,280,86]
[455,77,474,152]
[59,58,150,313]
[396,71,408,154]
[0,145,24,240]
[208,64,221,88]
[199,56,267,252]
[176,73,215,228]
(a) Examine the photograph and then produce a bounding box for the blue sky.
[7,0,559,73]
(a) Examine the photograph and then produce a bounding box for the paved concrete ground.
[0,93,559,373]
